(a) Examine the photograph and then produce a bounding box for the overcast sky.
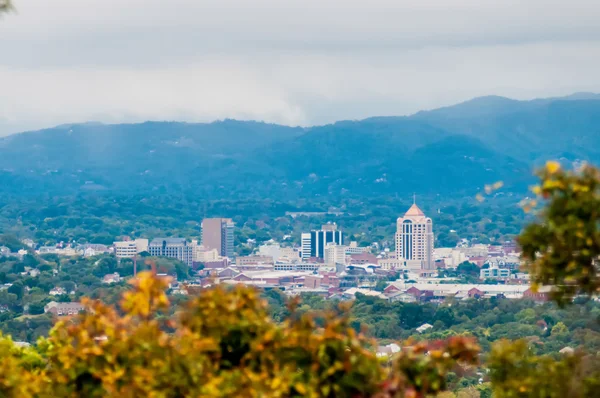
[1,0,600,135]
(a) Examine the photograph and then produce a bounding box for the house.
[102,273,121,284]
[559,346,575,355]
[385,291,417,303]
[21,239,35,248]
[216,267,240,279]
[376,343,401,358]
[405,286,434,302]
[37,246,57,254]
[170,287,189,295]
[384,284,401,294]
[44,301,85,316]
[341,288,386,300]
[49,287,66,296]
[468,288,485,298]
[416,323,433,333]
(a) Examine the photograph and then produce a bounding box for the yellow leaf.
[295,383,307,395]
[546,161,561,175]
[531,185,542,195]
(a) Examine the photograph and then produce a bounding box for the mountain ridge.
[1,93,598,199]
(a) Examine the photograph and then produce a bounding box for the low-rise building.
[378,258,405,271]
[384,291,418,303]
[80,244,111,257]
[44,301,85,316]
[148,238,194,267]
[349,253,378,265]
[480,267,510,279]
[274,262,324,272]
[384,282,533,301]
[340,288,386,300]
[236,255,274,266]
[345,241,368,255]
[114,239,149,259]
[486,255,521,270]
[192,242,221,263]
[523,286,553,302]
[304,275,324,289]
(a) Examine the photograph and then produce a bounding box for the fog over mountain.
[2,0,600,134]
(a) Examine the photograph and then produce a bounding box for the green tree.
[7,283,23,300]
[456,262,480,277]
[374,279,387,292]
[28,302,45,315]
[551,321,568,337]
[519,162,600,303]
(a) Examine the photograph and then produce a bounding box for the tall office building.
[201,218,235,258]
[395,202,434,270]
[148,238,194,267]
[301,223,344,259]
[301,233,312,260]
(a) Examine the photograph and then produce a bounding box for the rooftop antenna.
[413,193,416,205]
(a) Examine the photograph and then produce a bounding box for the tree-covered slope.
[0,94,598,198]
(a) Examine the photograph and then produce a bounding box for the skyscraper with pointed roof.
[395,201,434,271]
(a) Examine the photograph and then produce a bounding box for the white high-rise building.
[395,202,434,270]
[301,233,312,260]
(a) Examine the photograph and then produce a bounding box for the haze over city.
[1,0,600,135]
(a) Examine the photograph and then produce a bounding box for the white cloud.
[1,0,600,134]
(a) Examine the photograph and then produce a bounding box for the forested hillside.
[1,94,599,199]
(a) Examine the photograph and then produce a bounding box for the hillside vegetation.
[1,95,599,198]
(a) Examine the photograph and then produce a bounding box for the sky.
[1,0,600,135]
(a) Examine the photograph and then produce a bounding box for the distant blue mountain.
[1,94,598,198]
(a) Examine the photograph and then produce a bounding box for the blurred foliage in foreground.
[519,162,600,304]
[0,271,599,397]
[1,272,478,397]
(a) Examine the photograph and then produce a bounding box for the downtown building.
[113,238,149,259]
[148,238,194,267]
[201,218,235,258]
[301,222,344,260]
[395,202,434,272]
